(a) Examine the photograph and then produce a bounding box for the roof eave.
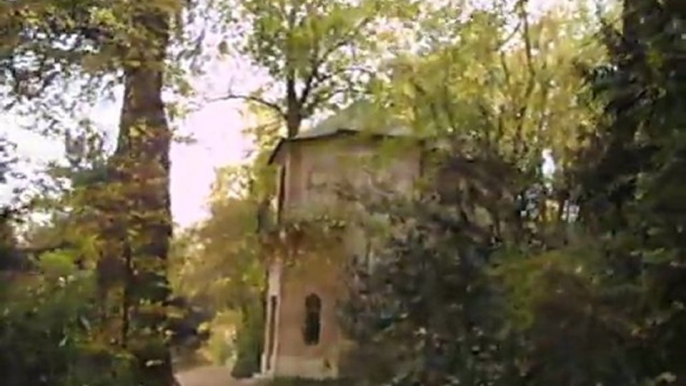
[266,128,419,165]
[267,138,286,165]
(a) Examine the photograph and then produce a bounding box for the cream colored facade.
[260,130,422,379]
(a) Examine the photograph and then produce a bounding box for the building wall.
[263,135,422,379]
[261,261,282,374]
[282,137,422,216]
[271,253,345,378]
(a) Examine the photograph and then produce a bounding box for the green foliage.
[0,269,136,386]
[2,0,685,386]
[495,240,645,386]
[342,2,686,386]
[231,302,265,378]
[174,194,263,309]
[221,0,415,136]
[38,250,80,277]
[198,310,239,366]
[343,166,646,386]
[170,106,286,375]
[342,192,517,386]
[172,142,272,375]
[2,1,195,384]
[172,189,266,376]
[576,0,686,382]
[267,377,353,386]
[369,2,604,176]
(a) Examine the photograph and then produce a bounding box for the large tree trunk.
[112,5,176,386]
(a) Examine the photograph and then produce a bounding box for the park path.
[175,365,262,386]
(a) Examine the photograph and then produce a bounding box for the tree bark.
[111,5,176,386]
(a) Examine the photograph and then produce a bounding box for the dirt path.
[175,365,261,386]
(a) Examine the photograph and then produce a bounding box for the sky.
[167,0,578,228]
[170,98,252,227]
[0,58,257,229]
[0,0,585,229]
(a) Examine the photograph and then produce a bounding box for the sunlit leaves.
[371,3,604,177]
[221,0,417,136]
[0,269,136,386]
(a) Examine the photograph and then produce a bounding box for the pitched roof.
[268,101,412,164]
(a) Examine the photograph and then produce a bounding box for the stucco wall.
[263,135,422,379]
[261,261,282,374]
[281,136,422,216]
[272,253,344,378]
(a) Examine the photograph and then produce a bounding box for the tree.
[220,0,414,138]
[340,3,646,386]
[376,1,602,168]
[172,160,269,375]
[107,3,181,384]
[577,0,686,383]
[342,156,520,385]
[0,134,135,386]
[1,0,193,384]
[175,197,265,375]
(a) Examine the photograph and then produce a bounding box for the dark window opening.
[303,294,322,345]
[277,166,286,222]
[266,296,278,370]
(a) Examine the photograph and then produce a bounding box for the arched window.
[303,294,322,345]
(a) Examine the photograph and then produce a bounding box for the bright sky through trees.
[0,0,583,228]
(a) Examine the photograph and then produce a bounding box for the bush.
[0,270,136,386]
[268,377,353,386]
[231,302,264,378]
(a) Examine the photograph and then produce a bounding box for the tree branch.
[302,66,375,114]
[513,0,537,160]
[497,19,522,51]
[303,87,349,116]
[210,94,285,119]
[412,81,445,133]
[500,52,512,91]
[299,14,375,107]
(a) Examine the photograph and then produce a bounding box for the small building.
[259,104,424,379]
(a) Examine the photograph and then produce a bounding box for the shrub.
[0,269,136,386]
